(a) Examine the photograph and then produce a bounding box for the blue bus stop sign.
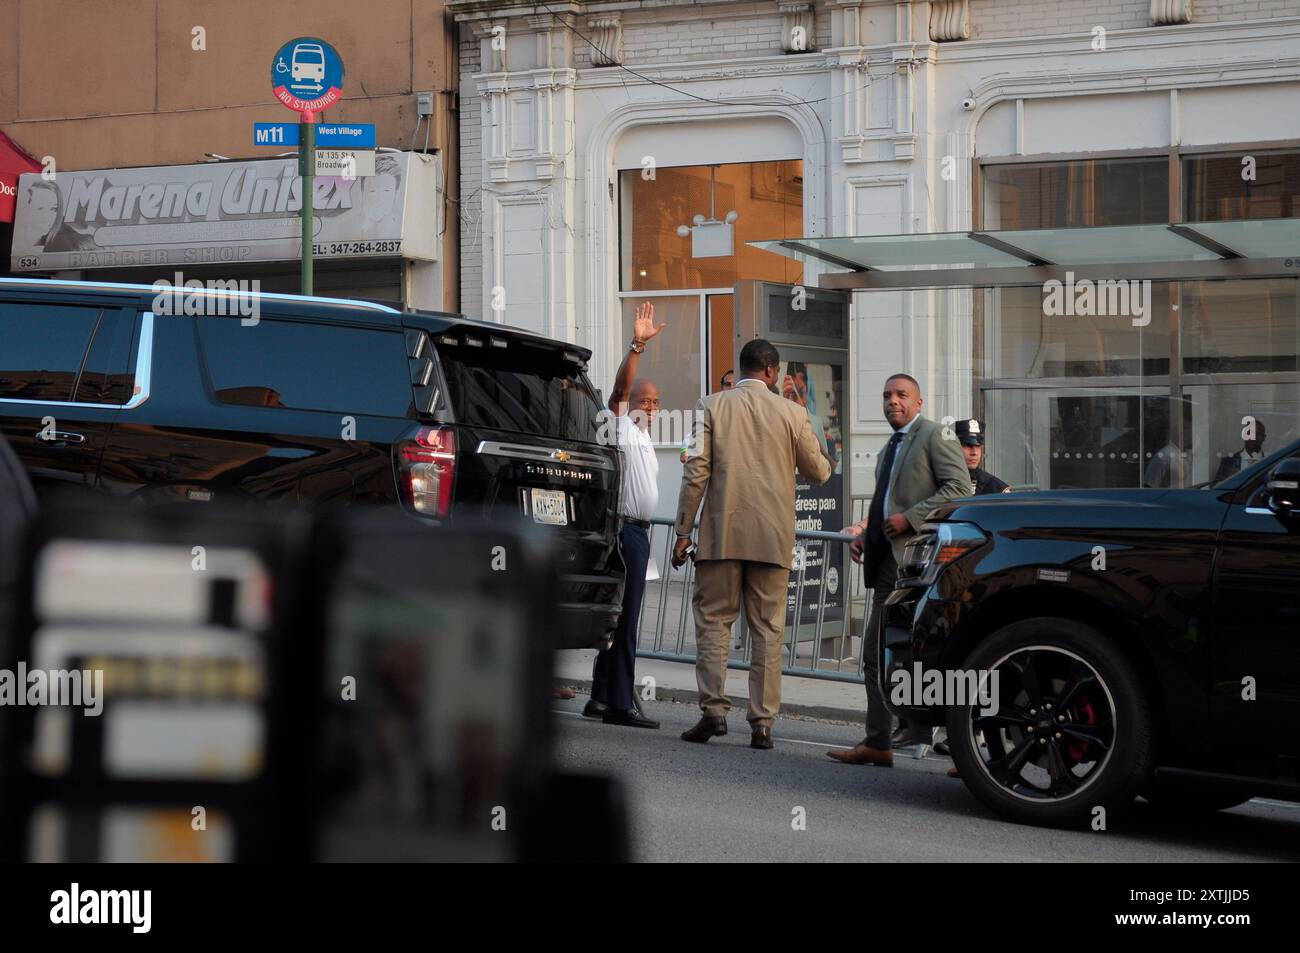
[271,37,344,116]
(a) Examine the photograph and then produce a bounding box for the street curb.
[555,676,864,726]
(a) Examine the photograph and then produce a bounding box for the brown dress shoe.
[826,743,893,767]
[947,766,960,779]
[681,715,728,743]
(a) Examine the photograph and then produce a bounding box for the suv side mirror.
[1265,458,1300,519]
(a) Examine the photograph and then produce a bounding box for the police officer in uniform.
[955,418,1010,495]
[936,418,1009,769]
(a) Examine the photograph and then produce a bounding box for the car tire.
[946,617,1152,828]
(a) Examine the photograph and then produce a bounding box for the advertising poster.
[781,360,846,627]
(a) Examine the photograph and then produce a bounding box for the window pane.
[199,318,411,417]
[977,388,1039,490]
[1180,280,1297,375]
[1181,277,1299,486]
[0,302,101,401]
[982,157,1169,229]
[76,309,136,405]
[980,283,1173,380]
[707,294,734,394]
[1195,381,1300,486]
[620,296,700,423]
[621,160,803,291]
[436,344,603,442]
[981,388,1186,490]
[1184,151,1300,221]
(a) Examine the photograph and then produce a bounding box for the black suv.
[0,278,623,649]
[878,440,1300,827]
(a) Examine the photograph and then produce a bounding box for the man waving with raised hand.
[584,301,664,729]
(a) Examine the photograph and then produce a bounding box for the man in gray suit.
[827,373,971,767]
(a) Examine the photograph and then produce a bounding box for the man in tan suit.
[672,339,832,750]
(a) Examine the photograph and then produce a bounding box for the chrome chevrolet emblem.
[551,449,571,462]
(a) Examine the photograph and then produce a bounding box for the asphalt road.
[552,695,1300,863]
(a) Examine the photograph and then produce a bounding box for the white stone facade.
[451,0,1300,506]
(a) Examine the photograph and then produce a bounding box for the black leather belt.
[623,517,651,529]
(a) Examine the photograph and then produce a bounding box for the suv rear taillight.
[399,426,456,518]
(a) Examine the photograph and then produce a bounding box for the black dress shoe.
[681,715,727,743]
[603,708,660,729]
[750,726,774,750]
[582,699,608,719]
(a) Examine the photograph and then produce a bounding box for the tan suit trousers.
[692,558,790,727]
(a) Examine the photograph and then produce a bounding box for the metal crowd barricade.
[636,506,875,683]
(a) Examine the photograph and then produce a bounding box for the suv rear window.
[0,301,103,401]
[435,339,602,442]
[75,309,137,405]
[199,316,413,418]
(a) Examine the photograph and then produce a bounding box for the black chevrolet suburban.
[877,440,1300,828]
[0,278,624,649]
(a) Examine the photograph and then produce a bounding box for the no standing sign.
[271,37,345,116]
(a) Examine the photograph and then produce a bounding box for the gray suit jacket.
[871,415,972,568]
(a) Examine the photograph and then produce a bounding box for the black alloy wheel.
[947,617,1153,828]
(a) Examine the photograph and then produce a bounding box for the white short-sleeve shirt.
[615,413,659,521]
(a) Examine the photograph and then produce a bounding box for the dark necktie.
[867,431,904,551]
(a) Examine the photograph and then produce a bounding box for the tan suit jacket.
[675,379,833,570]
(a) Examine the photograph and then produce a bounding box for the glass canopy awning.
[751,217,1300,290]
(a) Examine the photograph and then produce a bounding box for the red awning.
[0,130,42,224]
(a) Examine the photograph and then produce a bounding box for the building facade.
[0,0,460,311]
[451,0,1300,509]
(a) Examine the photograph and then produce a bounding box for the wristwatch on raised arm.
[629,339,646,354]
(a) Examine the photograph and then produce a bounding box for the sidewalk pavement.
[555,650,867,725]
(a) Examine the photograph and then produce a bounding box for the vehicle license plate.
[530,489,568,526]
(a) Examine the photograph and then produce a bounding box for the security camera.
[960,97,976,111]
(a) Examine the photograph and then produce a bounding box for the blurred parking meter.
[0,501,627,862]
[0,502,314,862]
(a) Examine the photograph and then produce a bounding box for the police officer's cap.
[955,418,985,446]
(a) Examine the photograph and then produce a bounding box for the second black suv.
[878,440,1300,828]
[0,278,624,649]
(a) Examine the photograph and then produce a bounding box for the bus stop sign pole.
[299,114,315,295]
[271,37,346,297]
